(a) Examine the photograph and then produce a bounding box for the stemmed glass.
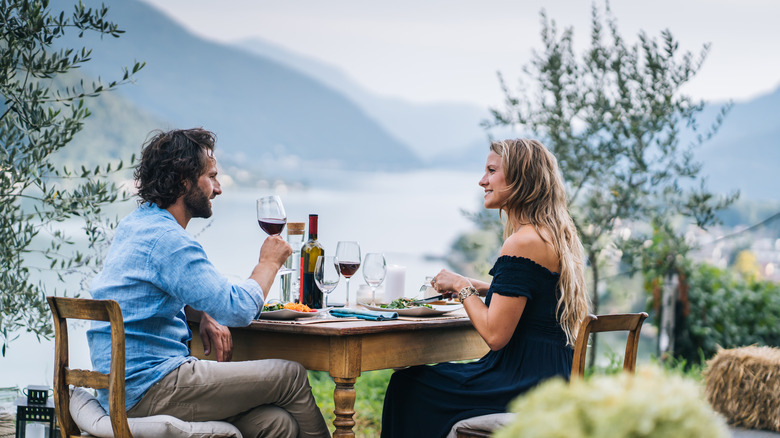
[256,195,293,274]
[314,256,340,308]
[335,241,361,307]
[362,253,387,305]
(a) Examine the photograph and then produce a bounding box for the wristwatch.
[458,285,479,303]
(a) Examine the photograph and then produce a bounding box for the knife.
[411,294,444,305]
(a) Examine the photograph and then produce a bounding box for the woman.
[381,139,589,438]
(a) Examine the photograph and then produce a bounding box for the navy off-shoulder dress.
[380,255,573,438]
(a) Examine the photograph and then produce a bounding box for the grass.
[309,370,392,437]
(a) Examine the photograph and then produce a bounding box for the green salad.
[263,302,285,311]
[380,298,433,309]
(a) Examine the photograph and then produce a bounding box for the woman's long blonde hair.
[491,139,589,347]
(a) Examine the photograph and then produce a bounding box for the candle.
[384,265,406,302]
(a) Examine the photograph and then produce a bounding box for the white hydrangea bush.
[494,366,729,438]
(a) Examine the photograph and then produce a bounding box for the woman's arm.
[434,270,526,351]
[432,228,557,351]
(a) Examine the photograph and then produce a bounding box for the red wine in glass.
[335,241,361,307]
[256,195,293,274]
[338,261,360,278]
[257,218,286,235]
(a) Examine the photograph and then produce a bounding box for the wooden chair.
[454,312,649,438]
[48,297,242,438]
[571,312,649,379]
[47,296,133,438]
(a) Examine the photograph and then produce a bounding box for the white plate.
[427,299,462,305]
[361,303,463,317]
[257,309,320,320]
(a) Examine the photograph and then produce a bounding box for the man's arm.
[188,235,289,360]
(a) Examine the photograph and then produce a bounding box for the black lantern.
[14,385,56,438]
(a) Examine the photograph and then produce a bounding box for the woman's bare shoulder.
[501,227,559,273]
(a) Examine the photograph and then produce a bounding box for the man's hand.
[250,235,292,297]
[199,311,233,362]
[259,234,292,269]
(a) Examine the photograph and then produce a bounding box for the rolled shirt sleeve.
[151,229,264,327]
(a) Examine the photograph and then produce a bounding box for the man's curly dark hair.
[134,128,217,208]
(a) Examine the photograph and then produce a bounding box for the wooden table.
[189,316,489,437]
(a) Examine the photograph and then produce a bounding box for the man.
[87,128,329,438]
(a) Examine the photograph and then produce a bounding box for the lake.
[0,168,486,390]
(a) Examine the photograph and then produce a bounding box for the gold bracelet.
[458,285,479,303]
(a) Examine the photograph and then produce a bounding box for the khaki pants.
[128,359,330,438]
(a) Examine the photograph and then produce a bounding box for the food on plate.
[380,298,433,310]
[283,302,316,312]
[263,302,316,312]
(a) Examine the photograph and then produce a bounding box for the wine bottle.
[300,214,324,308]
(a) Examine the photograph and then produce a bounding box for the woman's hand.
[431,269,470,298]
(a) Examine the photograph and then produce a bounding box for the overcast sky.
[139,0,780,108]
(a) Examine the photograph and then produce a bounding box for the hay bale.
[705,345,780,433]
[0,408,15,438]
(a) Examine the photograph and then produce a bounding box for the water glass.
[314,256,340,308]
[362,253,387,305]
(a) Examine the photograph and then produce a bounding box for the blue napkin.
[329,308,398,321]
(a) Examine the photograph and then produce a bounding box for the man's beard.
[184,184,212,219]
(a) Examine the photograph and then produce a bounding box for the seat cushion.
[447,413,515,438]
[69,388,242,438]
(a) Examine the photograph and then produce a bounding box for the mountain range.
[56,0,779,201]
[61,0,423,183]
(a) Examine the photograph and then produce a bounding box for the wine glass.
[362,253,387,305]
[256,195,293,274]
[314,256,340,308]
[335,241,361,307]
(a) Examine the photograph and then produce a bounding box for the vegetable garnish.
[263,302,317,313]
[380,297,433,310]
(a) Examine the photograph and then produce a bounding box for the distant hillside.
[48,0,779,200]
[58,0,420,180]
[696,85,780,201]
[233,38,491,162]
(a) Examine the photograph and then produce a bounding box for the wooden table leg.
[329,336,362,438]
[332,377,357,437]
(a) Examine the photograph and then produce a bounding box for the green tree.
[0,0,143,354]
[483,3,736,366]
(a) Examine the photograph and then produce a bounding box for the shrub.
[494,366,728,438]
[675,264,780,364]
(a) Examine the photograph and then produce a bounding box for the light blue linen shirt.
[87,203,264,411]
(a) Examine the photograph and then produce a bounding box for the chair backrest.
[47,296,133,438]
[571,312,649,380]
